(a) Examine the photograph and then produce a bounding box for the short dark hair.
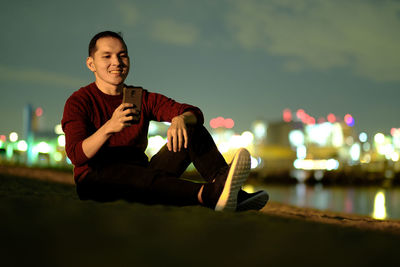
[88,31,127,57]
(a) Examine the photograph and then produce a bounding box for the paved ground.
[1,165,400,235]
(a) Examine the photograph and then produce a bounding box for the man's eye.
[103,55,110,58]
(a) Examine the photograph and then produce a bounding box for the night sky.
[1,0,400,138]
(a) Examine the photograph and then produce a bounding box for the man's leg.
[148,125,228,182]
[76,162,202,206]
[149,126,253,211]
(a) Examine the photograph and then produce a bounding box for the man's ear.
[86,57,96,72]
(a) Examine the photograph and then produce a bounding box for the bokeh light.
[327,113,336,123]
[17,140,28,151]
[283,108,292,122]
[344,114,355,127]
[359,132,368,142]
[9,132,18,142]
[35,107,43,117]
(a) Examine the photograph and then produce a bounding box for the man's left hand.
[167,115,188,152]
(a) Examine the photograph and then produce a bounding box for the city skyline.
[1,0,400,137]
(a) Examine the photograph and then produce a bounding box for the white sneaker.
[215,148,251,211]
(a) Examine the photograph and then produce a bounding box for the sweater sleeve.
[144,91,204,125]
[61,94,91,166]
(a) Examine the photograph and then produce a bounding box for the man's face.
[87,37,130,88]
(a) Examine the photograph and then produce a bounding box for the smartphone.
[122,86,143,124]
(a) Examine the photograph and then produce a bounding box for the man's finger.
[183,129,188,149]
[178,129,183,151]
[173,131,178,152]
[167,132,172,151]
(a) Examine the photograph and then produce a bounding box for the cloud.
[0,65,87,88]
[117,1,140,26]
[150,18,199,46]
[225,0,400,82]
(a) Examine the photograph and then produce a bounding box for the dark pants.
[76,125,228,206]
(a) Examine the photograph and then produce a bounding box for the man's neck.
[95,81,124,96]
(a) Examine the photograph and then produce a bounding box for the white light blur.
[374,133,385,145]
[58,135,66,147]
[350,143,361,161]
[391,152,399,162]
[148,122,158,135]
[54,151,63,161]
[241,131,254,146]
[253,122,267,140]
[305,123,332,146]
[332,123,344,147]
[289,130,304,147]
[296,145,307,159]
[372,191,387,220]
[146,135,167,156]
[250,156,259,169]
[359,132,368,142]
[54,124,64,135]
[377,144,394,157]
[293,159,339,171]
[36,142,50,153]
[9,132,18,142]
[217,142,230,153]
[17,140,28,152]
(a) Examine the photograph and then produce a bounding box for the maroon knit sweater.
[61,82,204,182]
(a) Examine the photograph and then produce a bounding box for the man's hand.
[106,103,137,134]
[167,115,188,152]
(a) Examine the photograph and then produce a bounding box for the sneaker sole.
[215,148,251,211]
[236,191,269,212]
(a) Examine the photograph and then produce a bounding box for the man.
[62,31,268,211]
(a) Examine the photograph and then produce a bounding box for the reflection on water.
[373,191,387,220]
[246,184,400,219]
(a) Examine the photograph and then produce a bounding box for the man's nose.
[111,55,123,65]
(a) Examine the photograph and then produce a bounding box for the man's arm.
[167,111,197,152]
[82,103,136,159]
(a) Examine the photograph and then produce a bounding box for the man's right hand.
[106,103,137,133]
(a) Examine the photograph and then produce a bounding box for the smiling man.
[61,31,268,211]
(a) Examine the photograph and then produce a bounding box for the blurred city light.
[283,108,292,122]
[296,109,306,120]
[57,135,66,147]
[16,140,28,152]
[289,130,304,147]
[146,135,167,157]
[209,117,235,129]
[54,124,64,135]
[350,143,361,161]
[35,107,43,117]
[327,113,336,123]
[372,191,387,220]
[390,128,400,137]
[296,145,307,159]
[374,133,385,145]
[9,132,18,142]
[293,159,339,171]
[391,152,400,162]
[344,114,355,127]
[252,121,267,140]
[359,132,368,143]
[36,141,50,153]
